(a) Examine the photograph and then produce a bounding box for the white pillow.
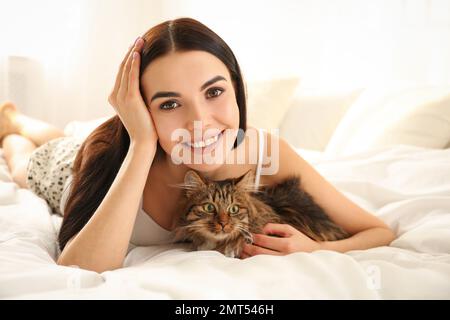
[245,78,300,131]
[279,88,363,151]
[63,115,111,140]
[325,86,450,157]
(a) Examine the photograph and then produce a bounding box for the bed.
[1,84,449,299]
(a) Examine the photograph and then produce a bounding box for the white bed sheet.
[0,145,449,299]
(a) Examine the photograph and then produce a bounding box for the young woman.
[0,18,395,273]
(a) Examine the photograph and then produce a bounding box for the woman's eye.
[160,101,179,110]
[206,87,224,99]
[228,204,239,215]
[159,88,223,110]
[203,203,215,213]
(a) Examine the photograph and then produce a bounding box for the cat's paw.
[223,248,239,258]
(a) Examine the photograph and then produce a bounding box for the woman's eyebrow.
[150,75,227,102]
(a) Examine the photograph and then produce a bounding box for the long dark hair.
[58,18,248,251]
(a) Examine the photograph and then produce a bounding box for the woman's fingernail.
[130,38,141,50]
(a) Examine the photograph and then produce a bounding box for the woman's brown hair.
[58,18,248,251]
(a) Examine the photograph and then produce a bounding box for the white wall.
[0,0,162,128]
[1,0,449,127]
[156,0,450,87]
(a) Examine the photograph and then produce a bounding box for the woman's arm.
[241,224,395,258]
[58,36,158,272]
[57,141,156,272]
[320,227,395,252]
[241,131,395,258]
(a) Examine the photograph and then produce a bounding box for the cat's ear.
[184,170,207,195]
[235,169,255,191]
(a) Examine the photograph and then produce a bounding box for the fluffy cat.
[173,169,349,258]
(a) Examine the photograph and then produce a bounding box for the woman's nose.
[185,102,212,131]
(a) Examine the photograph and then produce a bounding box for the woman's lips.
[182,129,225,155]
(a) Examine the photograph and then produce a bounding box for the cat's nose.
[219,221,226,229]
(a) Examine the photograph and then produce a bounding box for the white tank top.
[61,128,265,250]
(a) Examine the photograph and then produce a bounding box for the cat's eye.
[228,204,239,215]
[202,203,215,213]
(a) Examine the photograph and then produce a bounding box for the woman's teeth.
[184,132,221,148]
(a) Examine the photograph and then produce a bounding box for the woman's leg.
[2,134,37,188]
[1,101,66,188]
[1,101,65,147]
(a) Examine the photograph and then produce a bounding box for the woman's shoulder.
[250,125,307,186]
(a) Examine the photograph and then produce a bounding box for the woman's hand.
[240,223,322,259]
[108,37,158,146]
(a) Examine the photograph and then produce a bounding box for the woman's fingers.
[109,37,143,106]
[110,38,139,102]
[251,233,288,252]
[240,252,251,259]
[242,242,283,257]
[262,223,295,237]
[128,50,140,98]
[119,38,144,97]
[117,44,135,98]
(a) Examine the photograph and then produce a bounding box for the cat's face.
[179,169,256,242]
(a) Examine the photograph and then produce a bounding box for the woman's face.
[140,50,240,172]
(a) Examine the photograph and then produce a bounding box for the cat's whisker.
[180,224,200,233]
[237,228,252,239]
[167,182,183,187]
[236,224,251,233]
[235,225,253,243]
[167,180,209,192]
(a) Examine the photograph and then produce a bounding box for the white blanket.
[1,145,449,299]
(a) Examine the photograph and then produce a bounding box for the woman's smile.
[181,128,225,156]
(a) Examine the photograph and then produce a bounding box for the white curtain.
[1,0,449,127]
